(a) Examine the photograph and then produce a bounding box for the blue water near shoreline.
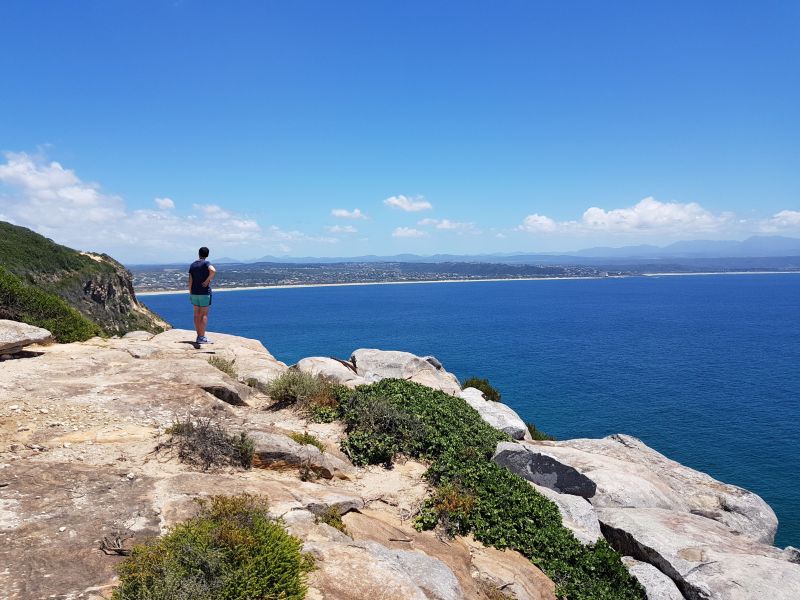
[142,274,800,547]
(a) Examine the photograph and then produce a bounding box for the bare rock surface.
[342,509,556,600]
[492,441,598,497]
[599,507,800,600]
[529,434,777,544]
[351,348,462,395]
[296,356,368,387]
[0,319,52,354]
[529,482,602,544]
[144,328,289,387]
[459,386,532,440]
[622,557,685,600]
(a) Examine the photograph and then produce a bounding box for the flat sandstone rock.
[0,319,52,353]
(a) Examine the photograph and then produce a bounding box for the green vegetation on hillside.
[0,267,101,342]
[0,221,166,340]
[0,221,108,276]
[337,379,645,600]
[112,495,313,600]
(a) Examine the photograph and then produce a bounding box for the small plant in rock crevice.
[289,431,326,453]
[314,506,348,535]
[208,356,238,379]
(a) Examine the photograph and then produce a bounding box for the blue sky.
[1,1,798,262]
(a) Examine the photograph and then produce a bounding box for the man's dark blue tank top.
[189,259,212,295]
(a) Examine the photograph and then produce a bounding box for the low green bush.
[289,431,325,453]
[159,419,254,470]
[0,266,101,342]
[526,422,556,441]
[462,376,501,402]
[338,379,645,600]
[111,495,313,600]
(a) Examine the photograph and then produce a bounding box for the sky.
[1,0,799,263]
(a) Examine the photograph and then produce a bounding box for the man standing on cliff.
[188,246,216,344]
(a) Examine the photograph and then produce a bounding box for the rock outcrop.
[492,441,598,498]
[600,508,800,600]
[525,434,777,544]
[296,356,368,387]
[492,434,799,599]
[2,324,796,600]
[0,319,52,355]
[460,386,531,440]
[351,348,462,395]
[0,222,167,339]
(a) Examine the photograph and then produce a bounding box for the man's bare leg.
[196,306,209,337]
[193,305,204,338]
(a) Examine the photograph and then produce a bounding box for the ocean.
[141,273,800,547]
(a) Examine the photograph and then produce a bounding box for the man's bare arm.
[188,274,193,291]
[203,265,216,288]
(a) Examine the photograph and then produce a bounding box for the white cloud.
[331,208,368,219]
[0,151,125,226]
[518,214,558,233]
[417,218,478,233]
[518,197,733,235]
[761,210,800,231]
[392,227,427,238]
[0,151,331,260]
[384,195,433,212]
[326,225,357,234]
[154,197,175,210]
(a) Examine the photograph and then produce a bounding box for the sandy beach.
[135,271,800,296]
[135,275,612,296]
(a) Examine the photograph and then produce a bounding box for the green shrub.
[462,376,501,402]
[526,422,556,441]
[339,392,429,466]
[159,419,254,470]
[266,371,352,420]
[111,495,313,600]
[289,431,325,453]
[209,356,238,379]
[0,266,102,342]
[338,379,644,600]
[315,506,348,535]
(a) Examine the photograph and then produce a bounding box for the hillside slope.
[0,221,168,340]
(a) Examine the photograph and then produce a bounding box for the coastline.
[136,271,800,296]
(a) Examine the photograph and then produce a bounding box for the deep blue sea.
[142,274,800,547]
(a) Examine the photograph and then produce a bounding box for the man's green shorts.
[190,294,212,307]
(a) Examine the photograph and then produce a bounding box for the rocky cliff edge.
[1,325,798,600]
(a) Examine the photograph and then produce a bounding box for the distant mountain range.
[202,236,800,266]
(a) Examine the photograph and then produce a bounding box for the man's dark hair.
[199,246,210,258]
